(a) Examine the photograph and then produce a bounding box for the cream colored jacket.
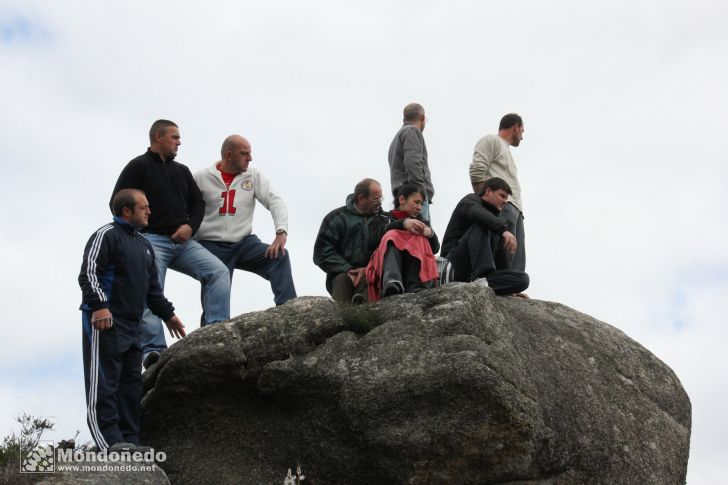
[469,134,523,212]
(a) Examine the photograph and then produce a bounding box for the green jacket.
[313,194,390,293]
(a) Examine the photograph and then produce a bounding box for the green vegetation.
[0,414,91,484]
[0,414,55,467]
[341,306,382,335]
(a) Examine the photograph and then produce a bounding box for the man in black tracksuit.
[441,177,529,295]
[79,189,185,451]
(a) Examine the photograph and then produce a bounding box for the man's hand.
[265,232,287,259]
[170,224,193,243]
[164,315,186,339]
[347,267,366,287]
[91,308,113,331]
[502,231,517,254]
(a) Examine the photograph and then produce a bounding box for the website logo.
[20,440,55,473]
[19,442,166,474]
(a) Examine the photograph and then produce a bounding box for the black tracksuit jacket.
[78,217,174,322]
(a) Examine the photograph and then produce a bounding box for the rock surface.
[141,282,690,485]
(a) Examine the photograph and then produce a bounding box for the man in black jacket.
[110,120,229,367]
[79,189,185,451]
[441,177,529,295]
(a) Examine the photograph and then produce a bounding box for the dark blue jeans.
[140,234,230,358]
[199,234,297,310]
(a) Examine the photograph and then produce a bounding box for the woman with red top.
[366,183,440,300]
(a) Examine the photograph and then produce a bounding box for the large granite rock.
[141,282,690,485]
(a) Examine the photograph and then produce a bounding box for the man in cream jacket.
[193,135,296,310]
[469,113,527,272]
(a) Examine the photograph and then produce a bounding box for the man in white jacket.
[194,135,296,310]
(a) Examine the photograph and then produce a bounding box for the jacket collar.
[480,199,501,216]
[146,148,168,163]
[345,193,358,212]
[113,216,140,234]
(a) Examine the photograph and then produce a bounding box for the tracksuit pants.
[82,311,142,450]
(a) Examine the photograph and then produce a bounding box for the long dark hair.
[395,183,426,209]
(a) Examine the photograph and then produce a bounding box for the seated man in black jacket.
[441,177,529,296]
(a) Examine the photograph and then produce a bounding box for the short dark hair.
[403,103,424,123]
[149,119,178,143]
[479,177,513,196]
[499,113,522,131]
[112,188,144,216]
[354,178,379,201]
[395,182,426,208]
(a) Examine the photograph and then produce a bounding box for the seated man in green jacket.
[313,178,390,304]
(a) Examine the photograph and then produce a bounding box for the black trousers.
[82,311,142,450]
[446,225,529,295]
[382,243,431,293]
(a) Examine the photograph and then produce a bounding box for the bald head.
[219,134,252,174]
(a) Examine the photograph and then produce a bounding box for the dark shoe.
[382,281,404,298]
[351,293,366,305]
[129,444,152,454]
[109,442,137,452]
[109,442,153,456]
[143,351,161,370]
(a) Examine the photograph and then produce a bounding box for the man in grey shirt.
[388,103,435,221]
[469,113,526,272]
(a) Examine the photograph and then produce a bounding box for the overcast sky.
[1,1,726,482]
